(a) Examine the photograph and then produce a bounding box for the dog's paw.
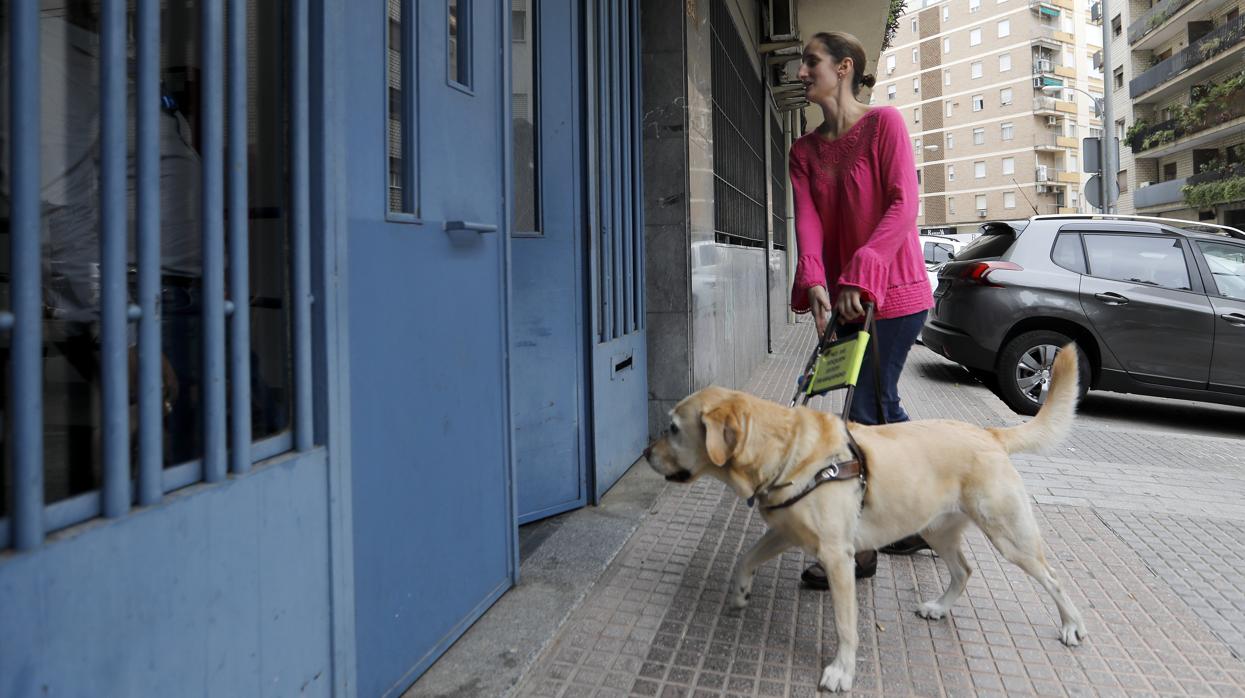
[1060,620,1086,646]
[818,663,854,692]
[728,585,750,610]
[916,601,948,620]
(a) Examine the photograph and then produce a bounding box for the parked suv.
[921,215,1245,415]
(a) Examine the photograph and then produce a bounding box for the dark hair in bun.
[810,31,872,97]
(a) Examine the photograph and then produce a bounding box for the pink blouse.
[788,106,933,320]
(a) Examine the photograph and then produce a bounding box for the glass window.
[512,0,539,233]
[915,137,923,154]
[449,0,473,88]
[1083,235,1191,290]
[944,37,951,53]
[913,48,919,64]
[912,18,918,33]
[945,100,953,117]
[0,0,296,512]
[973,127,985,144]
[887,54,897,73]
[913,77,920,93]
[888,84,897,100]
[943,6,950,21]
[1200,242,1245,300]
[999,53,1012,71]
[975,194,987,209]
[1000,87,1013,105]
[1004,191,1016,208]
[972,94,984,111]
[970,28,982,46]
[1002,157,1015,175]
[1052,233,1088,273]
[948,197,956,215]
[970,0,981,10]
[947,133,954,149]
[975,161,986,178]
[997,19,1010,37]
[971,61,983,79]
[914,107,921,123]
[1001,122,1014,140]
[925,241,956,263]
[944,69,952,85]
[948,165,956,180]
[919,199,925,217]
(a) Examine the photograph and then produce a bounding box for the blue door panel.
[513,0,588,523]
[343,2,514,695]
[0,453,333,698]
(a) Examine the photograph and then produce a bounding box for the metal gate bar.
[202,0,228,484]
[617,0,632,337]
[630,0,644,333]
[293,0,314,452]
[10,0,44,550]
[228,0,253,474]
[137,0,164,505]
[610,0,623,340]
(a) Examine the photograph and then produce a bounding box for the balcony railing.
[1128,89,1245,153]
[1187,162,1245,186]
[1127,0,1194,45]
[1133,177,1188,209]
[1130,14,1245,98]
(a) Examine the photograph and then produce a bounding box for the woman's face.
[798,43,847,104]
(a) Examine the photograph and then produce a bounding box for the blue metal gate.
[588,0,647,499]
[0,1,344,695]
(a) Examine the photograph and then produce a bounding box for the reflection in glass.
[0,2,293,514]
[512,1,538,232]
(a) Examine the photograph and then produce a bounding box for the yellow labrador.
[643,345,1086,692]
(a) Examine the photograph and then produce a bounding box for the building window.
[1004,191,1017,209]
[975,161,986,178]
[915,137,923,155]
[949,164,956,180]
[970,28,982,46]
[947,133,954,149]
[912,18,918,33]
[1070,152,1078,172]
[999,53,1012,72]
[1163,162,1178,180]
[997,19,1010,37]
[914,107,921,123]
[976,193,987,210]
[448,0,473,88]
[945,100,953,117]
[944,37,951,53]
[970,0,981,10]
[913,48,920,64]
[973,127,985,144]
[948,197,956,215]
[1000,87,1013,105]
[971,61,983,79]
[919,199,925,217]
[1118,168,1128,193]
[1111,15,1121,37]
[1002,156,1015,175]
[913,77,921,93]
[917,168,923,184]
[888,84,897,100]
[972,94,984,111]
[943,5,951,21]
[944,69,952,85]
[1113,66,1124,90]
[1001,121,1014,140]
[887,54,897,73]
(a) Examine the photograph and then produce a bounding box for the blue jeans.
[845,310,927,425]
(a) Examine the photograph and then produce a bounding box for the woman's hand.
[834,286,866,322]
[807,285,832,336]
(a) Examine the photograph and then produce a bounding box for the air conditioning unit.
[1047,116,1060,126]
[1035,59,1053,73]
[1092,50,1103,70]
[977,209,988,217]
[765,0,797,39]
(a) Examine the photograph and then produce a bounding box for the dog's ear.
[702,400,746,466]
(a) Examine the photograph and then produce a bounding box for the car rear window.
[954,228,1017,261]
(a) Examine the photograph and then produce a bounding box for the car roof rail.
[1029,213,1245,240]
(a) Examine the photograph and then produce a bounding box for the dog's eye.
[670,423,679,436]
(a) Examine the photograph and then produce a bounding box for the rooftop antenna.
[1012,178,1039,216]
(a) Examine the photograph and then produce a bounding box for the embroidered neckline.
[804,109,882,179]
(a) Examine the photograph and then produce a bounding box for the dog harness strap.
[762,442,866,512]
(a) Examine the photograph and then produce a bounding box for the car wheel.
[996,331,1090,416]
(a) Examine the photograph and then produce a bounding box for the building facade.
[1110,0,1245,227]
[881,0,1106,233]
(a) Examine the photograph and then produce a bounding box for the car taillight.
[958,261,1023,287]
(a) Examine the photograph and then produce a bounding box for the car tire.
[996,331,1090,416]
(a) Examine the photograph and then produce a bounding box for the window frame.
[999,53,1012,72]
[1000,121,1014,140]
[388,0,421,220]
[973,126,985,144]
[972,94,984,111]
[971,61,983,79]
[1081,232,1201,293]
[1195,240,1245,300]
[447,0,475,93]
[969,27,982,46]
[974,160,986,178]
[997,18,1010,37]
[1002,156,1015,175]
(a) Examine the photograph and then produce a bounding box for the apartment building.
[878,0,1104,232]
[1109,0,1245,227]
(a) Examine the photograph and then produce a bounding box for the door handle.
[1221,313,1245,327]
[1094,292,1129,305]
[444,220,498,234]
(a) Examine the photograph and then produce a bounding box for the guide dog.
[643,345,1086,692]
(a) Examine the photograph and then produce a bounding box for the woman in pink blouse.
[790,32,935,585]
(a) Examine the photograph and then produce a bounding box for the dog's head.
[643,386,769,498]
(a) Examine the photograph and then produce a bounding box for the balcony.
[1032,96,1077,115]
[1133,177,1188,210]
[1035,166,1074,184]
[1034,24,1076,47]
[1129,14,1245,103]
[1127,0,1195,47]
[1188,162,1245,186]
[1128,86,1245,158]
[1034,134,1079,150]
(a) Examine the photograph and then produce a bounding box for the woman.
[788,32,935,585]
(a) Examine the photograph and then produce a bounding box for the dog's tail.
[988,343,1079,454]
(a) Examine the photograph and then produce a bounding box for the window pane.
[449,0,472,87]
[1084,235,1191,290]
[388,0,413,213]
[1200,242,1245,300]
[512,0,538,232]
[1052,233,1087,273]
[999,53,1011,71]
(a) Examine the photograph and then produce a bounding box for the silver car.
[921,215,1245,415]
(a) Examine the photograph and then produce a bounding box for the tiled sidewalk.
[513,321,1245,697]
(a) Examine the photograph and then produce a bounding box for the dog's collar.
[755,441,866,512]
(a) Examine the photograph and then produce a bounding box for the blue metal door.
[587,0,647,499]
[511,1,588,523]
[342,2,514,695]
